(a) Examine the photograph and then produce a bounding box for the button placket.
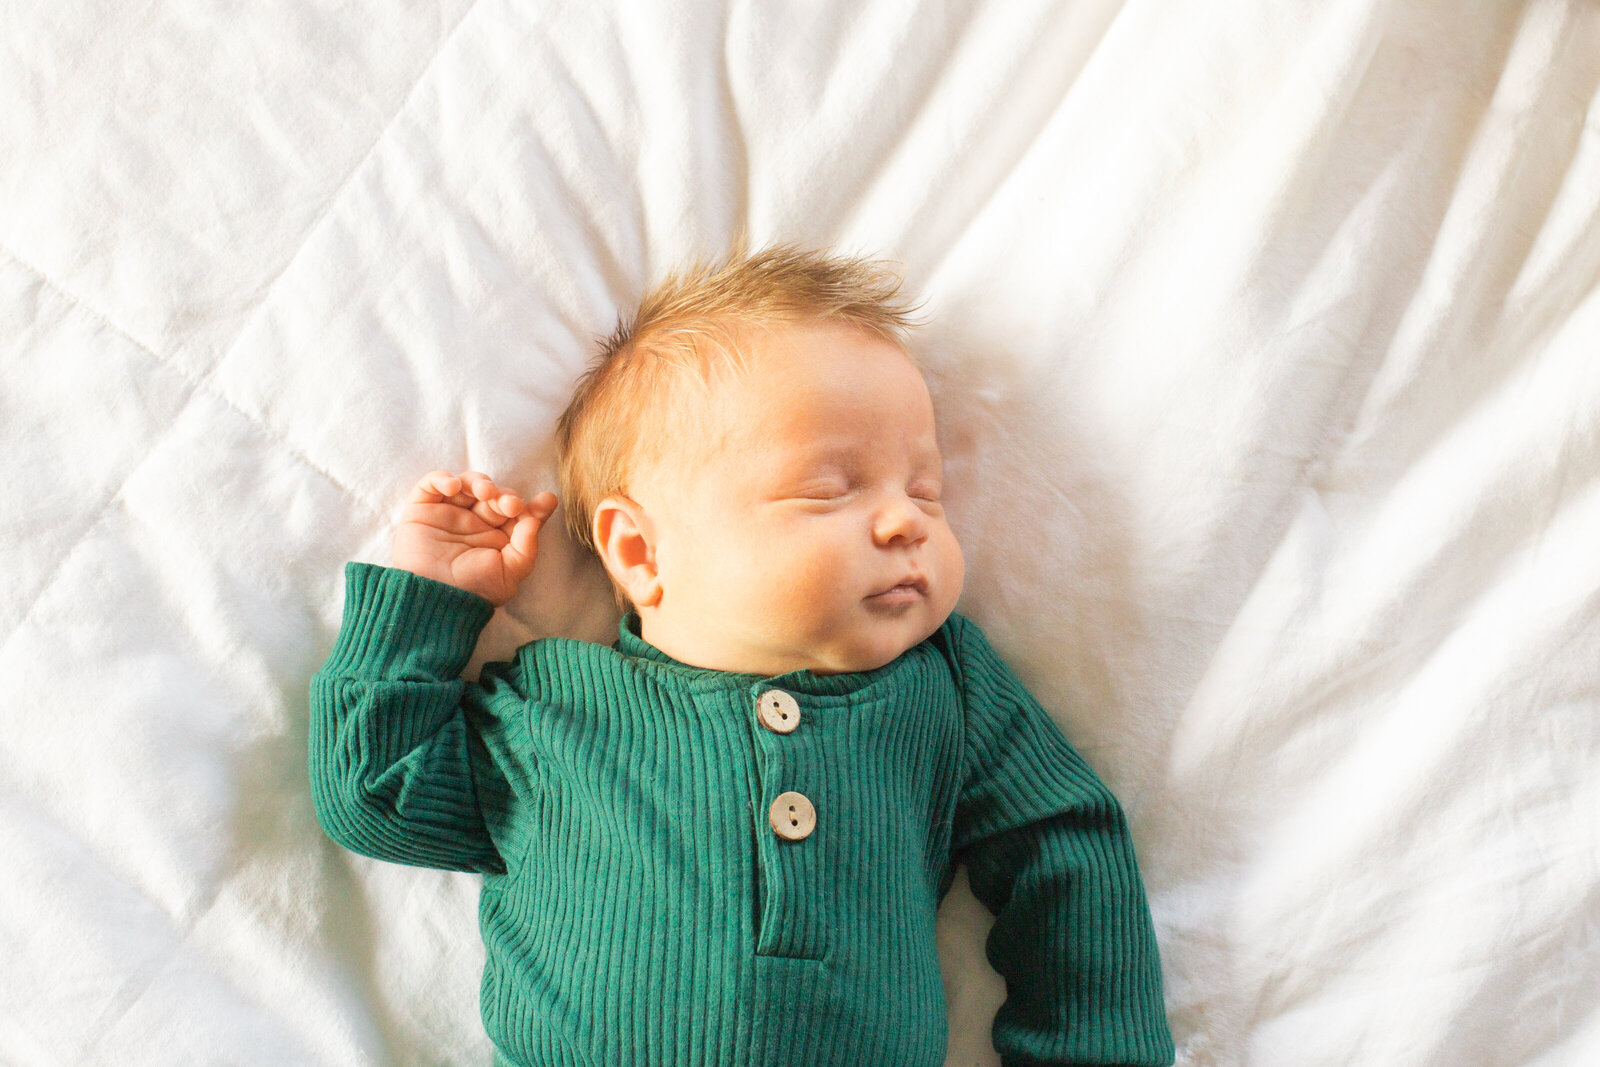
[750,687,825,959]
[755,691,810,841]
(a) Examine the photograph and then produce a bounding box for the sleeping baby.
[309,245,1175,1066]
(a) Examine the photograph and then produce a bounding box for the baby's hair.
[555,243,921,562]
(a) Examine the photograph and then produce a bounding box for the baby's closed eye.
[788,479,853,503]
[784,489,851,511]
[784,482,945,515]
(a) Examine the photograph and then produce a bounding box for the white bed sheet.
[2,1,1598,1064]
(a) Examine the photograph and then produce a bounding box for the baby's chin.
[703,638,916,677]
[805,615,952,675]
[642,604,953,676]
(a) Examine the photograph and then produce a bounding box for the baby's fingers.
[490,492,525,519]
[460,470,497,499]
[456,470,522,520]
[504,494,558,574]
[410,470,464,503]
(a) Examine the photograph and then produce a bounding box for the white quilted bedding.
[2,2,1597,1064]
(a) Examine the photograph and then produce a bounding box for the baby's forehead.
[637,316,924,416]
[719,320,919,379]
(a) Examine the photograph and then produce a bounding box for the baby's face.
[629,322,964,675]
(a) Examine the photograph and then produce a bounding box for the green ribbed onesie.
[309,563,1173,1066]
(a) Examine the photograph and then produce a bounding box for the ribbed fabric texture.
[310,563,1174,1066]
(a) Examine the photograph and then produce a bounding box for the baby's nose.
[872,497,928,546]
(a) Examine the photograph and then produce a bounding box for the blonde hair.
[555,243,920,560]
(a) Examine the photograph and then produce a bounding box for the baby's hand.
[392,470,559,606]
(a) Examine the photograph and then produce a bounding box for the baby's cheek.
[931,532,965,619]
[944,533,966,595]
[773,556,839,607]
[766,548,850,620]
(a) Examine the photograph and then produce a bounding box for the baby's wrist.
[389,556,457,589]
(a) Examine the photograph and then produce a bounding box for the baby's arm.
[308,472,557,874]
[393,470,558,605]
[947,618,1174,1066]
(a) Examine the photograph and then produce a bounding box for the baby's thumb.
[526,491,559,523]
[506,501,553,569]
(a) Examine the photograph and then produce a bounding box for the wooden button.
[769,791,816,841]
[757,689,800,734]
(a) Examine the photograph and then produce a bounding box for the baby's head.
[556,245,964,676]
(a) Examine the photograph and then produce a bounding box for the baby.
[310,246,1174,1066]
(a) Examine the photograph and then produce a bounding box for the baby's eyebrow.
[781,440,855,467]
[783,443,944,479]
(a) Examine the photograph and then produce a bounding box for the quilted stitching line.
[0,240,377,507]
[0,240,192,658]
[0,243,385,656]
[201,0,489,406]
[0,0,492,651]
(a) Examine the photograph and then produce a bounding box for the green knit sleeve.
[308,562,508,875]
[949,616,1174,1067]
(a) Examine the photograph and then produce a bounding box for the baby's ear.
[592,495,662,608]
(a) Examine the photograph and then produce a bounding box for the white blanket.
[2,1,1597,1064]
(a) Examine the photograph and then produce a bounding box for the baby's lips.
[868,574,929,599]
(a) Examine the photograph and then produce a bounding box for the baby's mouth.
[866,576,928,606]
